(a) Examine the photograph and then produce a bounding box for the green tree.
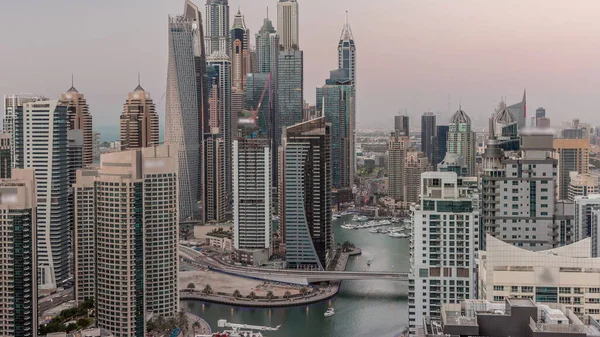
[187,283,195,290]
[232,289,241,298]
[266,291,275,301]
[401,325,410,336]
[248,291,256,300]
[299,287,309,297]
[283,291,292,299]
[203,284,213,295]
[192,320,201,332]
[77,317,91,329]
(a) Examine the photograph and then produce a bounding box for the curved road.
[180,245,408,285]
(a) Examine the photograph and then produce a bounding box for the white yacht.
[324,307,335,317]
[388,232,406,238]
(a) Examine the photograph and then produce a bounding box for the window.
[559,297,571,304]
[493,296,505,302]
[493,285,504,291]
[536,287,558,303]
[511,286,519,293]
[541,188,548,192]
[512,197,519,201]
[512,181,518,186]
[559,287,571,294]
[522,286,533,293]
[419,269,428,277]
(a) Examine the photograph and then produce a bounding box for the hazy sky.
[2,0,600,134]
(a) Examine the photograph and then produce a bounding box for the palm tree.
[299,287,309,297]
[203,284,213,295]
[283,291,292,299]
[401,325,410,337]
[177,309,188,334]
[266,291,275,301]
[248,291,256,300]
[187,283,195,290]
[232,289,241,298]
[192,321,201,332]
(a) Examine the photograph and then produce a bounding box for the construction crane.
[248,73,272,128]
[216,319,281,335]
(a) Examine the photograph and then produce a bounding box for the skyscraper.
[283,117,332,270]
[277,0,299,50]
[447,108,476,176]
[408,172,479,336]
[481,127,558,251]
[277,49,303,148]
[3,94,48,168]
[61,84,93,166]
[166,10,201,220]
[206,51,232,201]
[507,89,527,129]
[16,100,70,289]
[421,112,436,164]
[0,169,37,337]
[338,12,356,83]
[536,107,546,119]
[74,146,178,337]
[202,132,226,223]
[554,138,590,200]
[233,136,271,252]
[256,14,279,73]
[431,125,449,169]
[404,151,430,203]
[394,115,410,137]
[387,132,409,202]
[231,9,250,91]
[183,0,208,203]
[316,69,355,191]
[120,84,159,150]
[205,0,230,56]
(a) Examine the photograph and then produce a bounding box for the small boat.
[388,232,405,238]
[341,224,356,230]
[324,307,335,317]
[367,260,372,266]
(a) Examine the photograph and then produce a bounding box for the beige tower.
[74,145,178,337]
[61,85,93,166]
[120,84,159,150]
[404,151,430,203]
[554,138,590,200]
[388,132,409,202]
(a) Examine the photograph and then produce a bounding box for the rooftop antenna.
[138,72,141,86]
[267,7,269,19]
[71,73,74,88]
[346,10,349,25]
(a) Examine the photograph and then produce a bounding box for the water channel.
[183,216,410,337]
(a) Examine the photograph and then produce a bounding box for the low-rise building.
[419,298,600,337]
[206,233,233,251]
[479,234,600,322]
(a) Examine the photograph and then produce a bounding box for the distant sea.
[95,124,165,143]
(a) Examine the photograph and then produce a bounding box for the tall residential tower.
[205,0,230,56]
[277,0,299,50]
[120,84,159,150]
[61,85,93,166]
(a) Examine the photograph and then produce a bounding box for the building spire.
[67,73,79,93]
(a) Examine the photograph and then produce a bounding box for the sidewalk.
[186,312,211,336]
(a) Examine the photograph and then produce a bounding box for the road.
[179,245,408,284]
[38,288,74,315]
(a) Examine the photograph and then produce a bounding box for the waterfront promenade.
[180,248,362,308]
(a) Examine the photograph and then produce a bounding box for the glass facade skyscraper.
[316,69,355,190]
[166,10,201,220]
[283,118,332,270]
[277,49,303,149]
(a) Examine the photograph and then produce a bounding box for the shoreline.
[180,247,362,308]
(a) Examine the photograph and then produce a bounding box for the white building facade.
[408,172,479,336]
[479,234,600,323]
[233,138,271,251]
